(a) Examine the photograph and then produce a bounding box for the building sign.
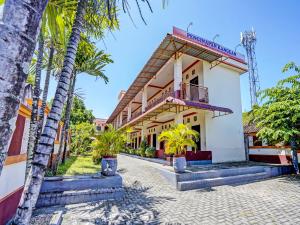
[173,27,245,62]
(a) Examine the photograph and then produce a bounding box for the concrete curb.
[49,210,63,225]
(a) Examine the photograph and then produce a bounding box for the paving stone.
[32,155,300,225]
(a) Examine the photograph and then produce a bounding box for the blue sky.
[46,0,300,119]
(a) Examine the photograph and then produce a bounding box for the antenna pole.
[241,29,260,107]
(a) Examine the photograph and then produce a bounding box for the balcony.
[181,83,209,103]
[120,83,209,127]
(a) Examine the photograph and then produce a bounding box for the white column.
[115,117,118,128]
[174,111,183,124]
[127,102,132,122]
[141,126,146,141]
[142,86,148,112]
[173,55,183,97]
[248,136,254,147]
[119,111,123,127]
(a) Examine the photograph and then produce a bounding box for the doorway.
[191,125,201,151]
[152,134,157,148]
[190,76,199,101]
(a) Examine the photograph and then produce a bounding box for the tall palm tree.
[0,0,48,176]
[26,31,45,176]
[53,39,112,173]
[26,0,76,175]
[13,0,152,222]
[13,1,98,223]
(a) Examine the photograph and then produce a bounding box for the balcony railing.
[130,107,143,121]
[123,83,209,126]
[181,83,209,103]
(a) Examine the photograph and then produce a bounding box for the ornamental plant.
[158,124,199,156]
[92,124,127,160]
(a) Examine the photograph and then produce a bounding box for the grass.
[55,153,100,176]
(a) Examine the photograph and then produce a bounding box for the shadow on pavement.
[55,179,176,224]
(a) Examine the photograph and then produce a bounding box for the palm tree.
[27,0,77,174]
[13,0,152,222]
[159,124,199,156]
[25,31,45,176]
[53,39,112,174]
[12,1,88,223]
[159,124,199,172]
[0,0,48,176]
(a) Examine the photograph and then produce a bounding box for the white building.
[107,27,248,164]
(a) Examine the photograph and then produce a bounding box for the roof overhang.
[121,97,233,129]
[108,28,246,123]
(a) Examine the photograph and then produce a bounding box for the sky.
[46,0,300,119]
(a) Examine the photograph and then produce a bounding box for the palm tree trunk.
[13,1,86,223]
[62,73,77,164]
[0,0,48,176]
[52,71,76,174]
[34,41,55,152]
[291,136,299,174]
[25,32,44,177]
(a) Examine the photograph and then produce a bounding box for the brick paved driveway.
[35,154,300,225]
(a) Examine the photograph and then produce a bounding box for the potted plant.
[158,124,199,173]
[92,124,127,176]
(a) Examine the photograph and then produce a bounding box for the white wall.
[20,118,30,154]
[0,161,26,198]
[203,61,245,163]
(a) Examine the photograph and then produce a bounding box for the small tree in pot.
[159,124,199,173]
[92,124,127,176]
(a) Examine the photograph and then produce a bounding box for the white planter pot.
[101,158,117,176]
[173,156,186,173]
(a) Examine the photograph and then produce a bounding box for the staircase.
[36,174,124,208]
[176,166,291,191]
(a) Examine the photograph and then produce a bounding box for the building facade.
[107,27,248,164]
[244,123,300,164]
[0,86,65,225]
[94,118,108,132]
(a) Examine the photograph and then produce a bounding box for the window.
[192,69,195,75]
[186,74,189,80]
[187,118,190,123]
[194,116,197,121]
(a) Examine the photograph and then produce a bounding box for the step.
[36,187,125,208]
[178,166,266,182]
[41,174,123,193]
[177,172,269,191]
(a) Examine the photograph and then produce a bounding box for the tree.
[0,0,48,176]
[13,0,154,222]
[252,62,300,174]
[25,32,45,176]
[158,124,199,156]
[71,122,95,155]
[13,1,118,222]
[26,0,77,175]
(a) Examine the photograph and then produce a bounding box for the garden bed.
[47,154,100,176]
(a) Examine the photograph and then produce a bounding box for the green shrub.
[138,147,146,157]
[140,139,148,150]
[145,147,156,158]
[129,148,135,155]
[71,122,95,155]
